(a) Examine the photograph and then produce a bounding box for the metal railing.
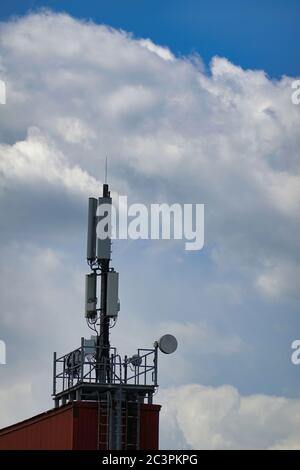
[53,337,158,396]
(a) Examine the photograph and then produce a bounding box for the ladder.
[98,392,111,450]
[97,391,141,450]
[125,397,140,450]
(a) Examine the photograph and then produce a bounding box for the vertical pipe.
[111,353,114,383]
[154,346,158,386]
[124,355,128,384]
[136,394,141,450]
[80,337,84,382]
[53,352,57,396]
[63,355,66,392]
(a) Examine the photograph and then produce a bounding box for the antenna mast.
[86,180,116,384]
[105,156,108,184]
[97,182,111,383]
[52,176,178,450]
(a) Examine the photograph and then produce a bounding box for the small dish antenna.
[128,354,142,367]
[157,334,178,354]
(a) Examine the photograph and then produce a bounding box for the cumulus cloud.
[256,260,300,300]
[0,127,99,195]
[0,242,86,427]
[159,320,242,355]
[139,39,174,61]
[0,11,299,447]
[0,12,298,291]
[160,384,300,449]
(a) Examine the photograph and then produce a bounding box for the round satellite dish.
[158,334,178,354]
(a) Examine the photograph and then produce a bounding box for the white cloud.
[0,127,99,196]
[0,13,298,277]
[159,320,242,355]
[0,382,35,427]
[256,260,300,301]
[54,117,96,145]
[139,39,174,61]
[160,384,300,449]
[0,243,86,427]
[0,11,299,448]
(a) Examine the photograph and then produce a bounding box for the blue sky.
[0,5,299,449]
[1,0,299,78]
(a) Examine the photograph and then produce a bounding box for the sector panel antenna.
[87,197,98,261]
[85,272,97,319]
[96,196,112,260]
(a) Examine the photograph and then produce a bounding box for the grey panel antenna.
[85,272,97,319]
[87,197,98,261]
[96,196,112,260]
[106,271,119,318]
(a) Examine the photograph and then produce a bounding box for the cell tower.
[52,182,177,450]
